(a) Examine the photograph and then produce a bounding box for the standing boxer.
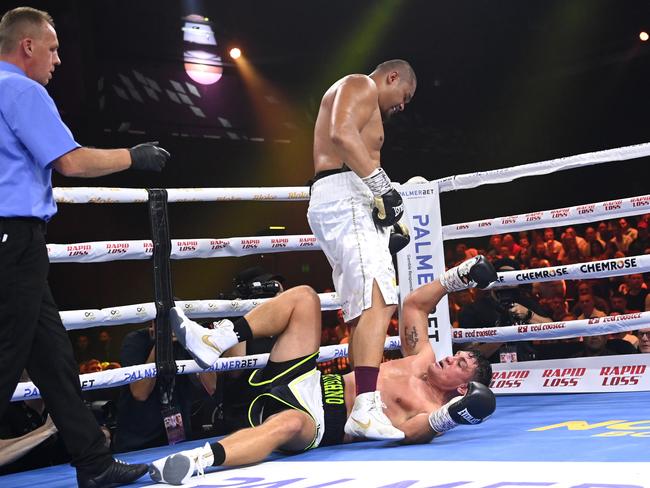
[307,59,416,440]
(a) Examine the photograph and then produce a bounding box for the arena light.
[184,62,223,85]
[229,47,242,60]
[640,31,649,42]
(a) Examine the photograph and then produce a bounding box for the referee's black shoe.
[77,459,148,488]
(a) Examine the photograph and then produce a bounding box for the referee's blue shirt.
[0,60,79,221]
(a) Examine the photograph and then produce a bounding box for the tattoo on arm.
[406,326,419,351]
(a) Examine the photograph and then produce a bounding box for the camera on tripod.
[493,287,521,326]
[234,279,282,298]
[232,266,285,299]
[494,287,519,310]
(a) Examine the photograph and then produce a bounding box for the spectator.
[607,311,639,349]
[609,292,631,314]
[561,227,589,258]
[544,295,570,322]
[79,359,103,374]
[502,234,521,258]
[609,220,633,254]
[488,234,502,255]
[618,218,638,241]
[517,235,532,266]
[534,313,583,359]
[637,329,650,353]
[72,334,94,364]
[531,241,552,264]
[452,243,468,265]
[113,321,216,452]
[95,329,119,364]
[450,288,474,328]
[584,226,605,259]
[572,281,610,316]
[628,220,649,256]
[571,334,637,357]
[623,274,648,312]
[576,294,607,320]
[559,241,581,266]
[319,309,352,375]
[601,240,621,261]
[532,259,566,303]
[597,221,613,244]
[499,245,514,260]
[542,228,563,264]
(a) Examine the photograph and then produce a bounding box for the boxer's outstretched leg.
[172,286,321,368]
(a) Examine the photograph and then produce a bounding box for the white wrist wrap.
[361,167,392,197]
[428,406,457,433]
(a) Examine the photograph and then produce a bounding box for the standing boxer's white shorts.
[307,171,398,321]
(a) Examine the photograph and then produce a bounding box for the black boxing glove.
[361,167,404,227]
[427,381,496,433]
[128,141,170,172]
[389,222,410,255]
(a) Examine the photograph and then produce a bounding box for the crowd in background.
[445,214,650,362]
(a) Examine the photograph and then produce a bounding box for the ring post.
[147,189,177,416]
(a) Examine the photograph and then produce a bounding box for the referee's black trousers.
[0,218,111,472]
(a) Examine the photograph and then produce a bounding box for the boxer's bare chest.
[378,362,441,423]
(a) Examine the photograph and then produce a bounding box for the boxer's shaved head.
[372,59,417,88]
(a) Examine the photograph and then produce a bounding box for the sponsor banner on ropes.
[47,235,322,262]
[11,337,403,401]
[491,354,650,394]
[453,311,650,342]
[443,194,650,239]
[492,254,650,287]
[396,180,452,359]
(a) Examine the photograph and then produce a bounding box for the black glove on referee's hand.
[128,141,170,172]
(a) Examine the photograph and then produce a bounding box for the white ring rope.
[52,142,650,204]
[48,235,319,263]
[61,292,341,330]
[436,142,650,192]
[59,254,650,330]
[12,337,402,402]
[455,311,650,343]
[488,254,650,288]
[14,311,649,401]
[47,193,650,264]
[53,187,310,204]
[442,194,650,240]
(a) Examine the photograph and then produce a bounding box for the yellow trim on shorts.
[247,351,319,387]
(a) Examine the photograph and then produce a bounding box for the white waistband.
[309,172,371,204]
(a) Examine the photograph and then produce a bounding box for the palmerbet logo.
[530,419,650,437]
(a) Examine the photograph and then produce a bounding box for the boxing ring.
[4,391,648,487]
[3,143,650,487]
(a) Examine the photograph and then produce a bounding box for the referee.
[0,7,169,487]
